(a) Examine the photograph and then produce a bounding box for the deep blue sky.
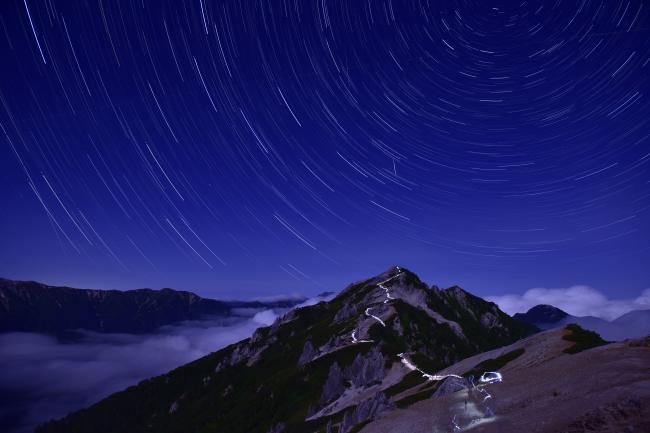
[1,0,649,300]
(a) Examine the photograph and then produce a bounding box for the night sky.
[1,0,649,300]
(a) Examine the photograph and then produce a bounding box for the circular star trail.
[1,0,649,297]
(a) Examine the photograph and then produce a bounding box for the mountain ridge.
[36,265,537,433]
[0,277,305,335]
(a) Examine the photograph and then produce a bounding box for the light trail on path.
[345,267,502,431]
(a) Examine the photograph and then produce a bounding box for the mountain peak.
[338,265,420,296]
[36,267,536,433]
[337,266,438,308]
[514,304,569,324]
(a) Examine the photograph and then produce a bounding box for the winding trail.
[364,307,386,327]
[397,352,463,381]
[346,267,502,431]
[350,268,466,382]
[350,329,373,344]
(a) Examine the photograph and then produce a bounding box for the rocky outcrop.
[269,309,300,330]
[391,315,404,336]
[298,340,317,366]
[432,376,469,397]
[344,346,386,388]
[318,334,346,355]
[317,347,386,408]
[480,311,505,329]
[340,393,394,433]
[320,362,346,404]
[228,342,256,365]
[334,302,360,322]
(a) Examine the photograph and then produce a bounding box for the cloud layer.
[488,286,650,321]
[0,309,281,433]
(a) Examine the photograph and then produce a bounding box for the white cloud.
[295,292,336,308]
[252,309,279,326]
[0,308,285,433]
[0,292,340,433]
[487,286,650,321]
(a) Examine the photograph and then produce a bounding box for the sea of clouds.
[0,308,284,433]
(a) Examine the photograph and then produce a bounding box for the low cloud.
[296,292,336,308]
[0,309,283,433]
[487,286,650,321]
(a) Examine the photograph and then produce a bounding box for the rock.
[298,340,317,366]
[480,311,502,329]
[229,342,254,365]
[318,334,346,354]
[272,309,299,329]
[320,362,346,404]
[334,302,359,322]
[343,346,385,388]
[250,327,266,344]
[392,315,404,336]
[340,392,394,432]
[433,376,469,397]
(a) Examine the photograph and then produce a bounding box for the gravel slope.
[360,329,650,433]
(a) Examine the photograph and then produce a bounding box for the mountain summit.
[37,266,535,433]
[513,304,569,324]
[513,302,650,341]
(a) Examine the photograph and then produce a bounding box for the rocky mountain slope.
[0,278,303,335]
[36,266,535,433]
[357,327,650,433]
[514,304,650,340]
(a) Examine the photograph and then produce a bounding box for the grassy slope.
[562,323,608,354]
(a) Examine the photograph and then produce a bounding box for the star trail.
[1,0,649,299]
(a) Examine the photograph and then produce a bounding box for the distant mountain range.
[0,278,305,335]
[513,304,650,341]
[36,266,537,433]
